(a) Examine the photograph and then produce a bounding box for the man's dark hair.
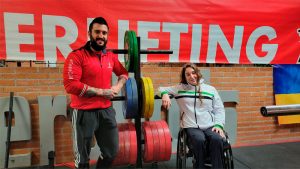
[89,17,109,32]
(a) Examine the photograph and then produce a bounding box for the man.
[63,17,128,169]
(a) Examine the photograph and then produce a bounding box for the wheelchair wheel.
[176,129,187,169]
[223,141,234,169]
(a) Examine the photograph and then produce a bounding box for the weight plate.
[129,78,138,118]
[112,124,125,166]
[146,77,154,118]
[124,123,130,164]
[160,120,172,161]
[149,121,159,162]
[128,122,137,164]
[142,121,154,162]
[141,77,150,118]
[155,121,166,161]
[122,78,132,119]
[122,78,138,119]
[124,31,134,72]
[130,31,139,72]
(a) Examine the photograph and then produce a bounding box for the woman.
[158,63,225,169]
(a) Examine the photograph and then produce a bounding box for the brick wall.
[1,62,300,165]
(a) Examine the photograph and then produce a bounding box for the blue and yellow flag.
[273,64,300,124]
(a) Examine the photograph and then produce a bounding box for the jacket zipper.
[194,86,198,127]
[97,53,102,68]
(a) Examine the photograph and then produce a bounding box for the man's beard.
[90,38,107,51]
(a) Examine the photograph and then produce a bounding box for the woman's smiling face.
[185,67,198,86]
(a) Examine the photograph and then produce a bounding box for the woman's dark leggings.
[185,127,224,169]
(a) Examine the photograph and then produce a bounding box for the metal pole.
[4,92,14,169]
[135,36,143,168]
[261,104,300,117]
[111,96,125,101]
[110,49,128,54]
[140,49,173,54]
[110,49,173,55]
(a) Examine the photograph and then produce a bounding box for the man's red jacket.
[63,42,128,110]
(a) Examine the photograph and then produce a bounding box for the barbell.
[260,104,300,117]
[108,30,173,72]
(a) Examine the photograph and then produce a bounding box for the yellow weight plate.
[146,77,154,118]
[141,77,150,118]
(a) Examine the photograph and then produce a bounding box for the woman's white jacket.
[158,79,225,129]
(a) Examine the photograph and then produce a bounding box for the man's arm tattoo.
[84,86,102,97]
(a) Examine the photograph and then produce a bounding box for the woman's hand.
[162,94,171,110]
[212,127,225,138]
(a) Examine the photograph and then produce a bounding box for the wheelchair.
[176,128,234,169]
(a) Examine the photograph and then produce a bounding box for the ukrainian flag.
[274,64,300,124]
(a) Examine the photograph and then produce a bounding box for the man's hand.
[111,85,121,95]
[102,89,116,99]
[162,94,171,110]
[111,76,127,96]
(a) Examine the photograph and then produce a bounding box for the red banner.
[1,0,300,64]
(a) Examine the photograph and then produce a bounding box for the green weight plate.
[130,31,139,72]
[124,31,134,72]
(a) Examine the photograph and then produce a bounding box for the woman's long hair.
[180,63,203,102]
[180,63,202,85]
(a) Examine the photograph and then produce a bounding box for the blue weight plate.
[129,78,138,118]
[122,78,132,118]
[122,78,138,119]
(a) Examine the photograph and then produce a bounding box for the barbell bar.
[260,104,300,117]
[109,49,173,54]
[111,94,173,101]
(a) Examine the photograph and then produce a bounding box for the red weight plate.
[149,121,159,162]
[112,124,124,166]
[160,120,172,161]
[155,120,166,162]
[123,123,130,164]
[142,121,154,162]
[128,122,137,165]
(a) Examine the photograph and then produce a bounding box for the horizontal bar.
[109,49,173,55]
[111,96,125,101]
[112,95,174,101]
[260,104,300,117]
[155,95,161,99]
[109,49,128,54]
[140,50,173,54]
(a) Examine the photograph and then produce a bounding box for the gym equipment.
[110,30,173,72]
[260,104,300,117]
[121,78,138,119]
[141,77,154,119]
[111,30,173,167]
[112,123,137,166]
[142,120,172,163]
